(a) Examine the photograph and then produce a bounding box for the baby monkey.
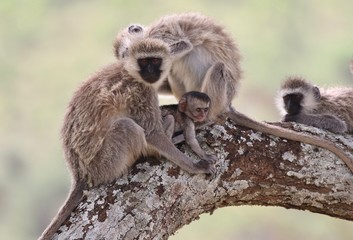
[276,76,353,133]
[160,91,217,163]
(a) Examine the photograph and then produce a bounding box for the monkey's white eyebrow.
[280,88,304,96]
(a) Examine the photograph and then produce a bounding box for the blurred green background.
[1,1,353,239]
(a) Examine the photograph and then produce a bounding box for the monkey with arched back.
[114,12,353,174]
[38,37,215,240]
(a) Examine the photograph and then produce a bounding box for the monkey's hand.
[203,154,218,164]
[169,39,193,58]
[193,160,216,176]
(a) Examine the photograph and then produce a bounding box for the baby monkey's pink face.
[187,99,210,122]
[178,91,211,123]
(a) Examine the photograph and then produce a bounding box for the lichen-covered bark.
[54,117,353,240]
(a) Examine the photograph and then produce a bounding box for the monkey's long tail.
[38,181,85,240]
[227,109,353,174]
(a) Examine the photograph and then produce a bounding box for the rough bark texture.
[54,117,353,240]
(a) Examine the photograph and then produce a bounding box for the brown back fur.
[61,63,161,187]
[316,87,353,133]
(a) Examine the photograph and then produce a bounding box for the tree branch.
[53,117,353,240]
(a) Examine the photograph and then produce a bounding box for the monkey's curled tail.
[227,108,353,174]
[38,181,85,240]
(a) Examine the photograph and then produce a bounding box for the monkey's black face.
[283,93,303,115]
[138,58,162,83]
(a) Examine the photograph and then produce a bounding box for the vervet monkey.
[276,76,352,133]
[275,76,353,172]
[114,12,353,174]
[160,91,217,162]
[39,38,214,240]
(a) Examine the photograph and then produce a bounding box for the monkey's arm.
[161,114,175,139]
[145,130,214,174]
[183,118,217,163]
[284,113,348,133]
[171,120,213,145]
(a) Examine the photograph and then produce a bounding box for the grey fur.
[277,76,352,134]
[39,38,214,240]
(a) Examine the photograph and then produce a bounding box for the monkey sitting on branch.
[275,76,353,172]
[160,91,217,163]
[276,76,353,134]
[39,38,215,240]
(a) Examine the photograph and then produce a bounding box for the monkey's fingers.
[204,154,218,164]
[193,160,215,175]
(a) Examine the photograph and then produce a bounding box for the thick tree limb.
[54,117,353,240]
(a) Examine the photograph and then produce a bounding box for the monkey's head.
[276,76,321,116]
[114,24,145,59]
[178,91,211,122]
[124,38,172,89]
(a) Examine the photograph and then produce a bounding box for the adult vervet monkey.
[114,13,353,174]
[39,37,214,240]
[276,76,352,134]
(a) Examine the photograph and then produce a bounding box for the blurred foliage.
[0,1,352,239]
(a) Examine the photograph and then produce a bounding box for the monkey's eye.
[138,58,148,66]
[204,108,209,112]
[196,108,202,113]
[151,58,162,65]
[293,94,303,101]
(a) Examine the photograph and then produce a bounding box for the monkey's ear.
[313,86,321,100]
[178,97,187,112]
[169,39,193,58]
[128,24,143,33]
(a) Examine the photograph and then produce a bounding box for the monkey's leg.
[90,118,148,186]
[162,115,175,139]
[200,62,230,118]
